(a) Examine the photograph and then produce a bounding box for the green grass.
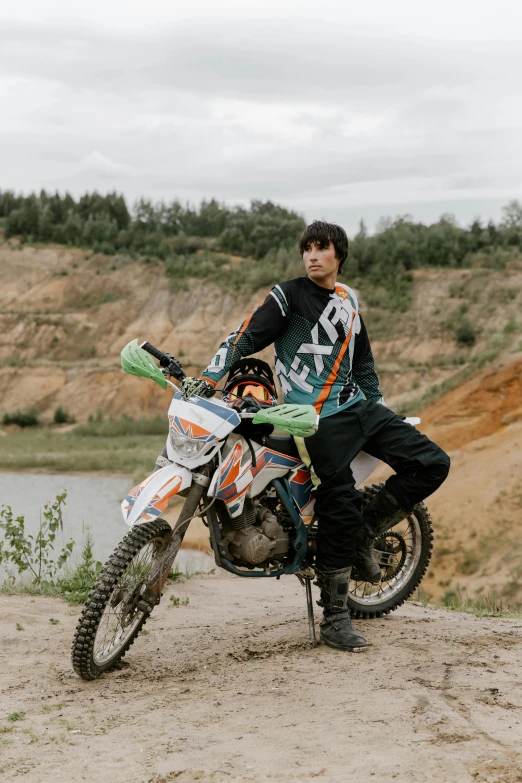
[169,595,189,607]
[7,712,25,722]
[412,586,522,617]
[74,414,167,437]
[0,427,165,478]
[441,588,522,617]
[1,547,212,606]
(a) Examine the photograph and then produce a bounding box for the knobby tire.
[347,482,434,619]
[72,518,173,681]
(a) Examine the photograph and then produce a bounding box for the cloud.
[80,151,135,177]
[0,12,520,231]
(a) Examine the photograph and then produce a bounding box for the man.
[182,221,450,651]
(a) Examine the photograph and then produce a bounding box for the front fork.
[144,477,209,605]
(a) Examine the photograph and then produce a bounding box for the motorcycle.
[72,339,433,680]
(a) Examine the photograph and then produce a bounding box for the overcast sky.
[1,0,521,233]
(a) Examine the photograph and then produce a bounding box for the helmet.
[223,358,277,407]
[227,381,272,402]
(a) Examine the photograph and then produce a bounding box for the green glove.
[180,377,215,401]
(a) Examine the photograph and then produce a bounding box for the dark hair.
[298,220,349,272]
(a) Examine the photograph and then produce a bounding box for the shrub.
[454,319,476,347]
[0,492,73,583]
[2,407,39,427]
[53,406,75,424]
[503,318,519,334]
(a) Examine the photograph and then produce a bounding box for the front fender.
[121,462,192,526]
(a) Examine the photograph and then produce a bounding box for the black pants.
[304,400,450,570]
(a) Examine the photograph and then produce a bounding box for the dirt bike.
[72,340,433,680]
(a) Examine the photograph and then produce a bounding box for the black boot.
[315,567,367,652]
[362,486,411,537]
[351,525,382,585]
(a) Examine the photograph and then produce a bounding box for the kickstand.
[297,574,317,646]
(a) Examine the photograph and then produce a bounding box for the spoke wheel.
[72,518,173,680]
[347,483,434,619]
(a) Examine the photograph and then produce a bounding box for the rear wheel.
[347,483,434,619]
[72,518,173,680]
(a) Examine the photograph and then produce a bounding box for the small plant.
[2,408,39,427]
[49,618,59,625]
[53,406,75,424]
[169,595,189,607]
[503,318,519,334]
[454,319,476,347]
[0,492,73,583]
[101,291,119,304]
[460,550,480,575]
[77,345,97,359]
[167,565,184,583]
[7,712,25,722]
[56,530,101,603]
[15,623,23,631]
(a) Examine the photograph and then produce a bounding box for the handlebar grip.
[141,341,166,364]
[140,341,187,381]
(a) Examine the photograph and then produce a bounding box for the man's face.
[303,242,339,284]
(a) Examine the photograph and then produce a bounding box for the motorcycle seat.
[265,434,301,461]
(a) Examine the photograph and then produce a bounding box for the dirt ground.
[1,573,522,783]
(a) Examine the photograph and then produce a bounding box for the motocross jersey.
[201,276,382,418]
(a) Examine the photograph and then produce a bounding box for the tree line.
[0,190,305,261]
[0,190,521,295]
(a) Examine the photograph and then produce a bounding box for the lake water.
[0,472,214,574]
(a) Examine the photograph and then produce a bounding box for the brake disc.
[374,531,407,582]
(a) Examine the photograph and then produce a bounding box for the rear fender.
[121,462,192,526]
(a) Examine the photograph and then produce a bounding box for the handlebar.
[141,341,164,363]
[140,341,187,382]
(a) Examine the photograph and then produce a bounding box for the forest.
[0,189,521,302]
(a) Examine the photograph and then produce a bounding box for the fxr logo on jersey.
[276,292,358,394]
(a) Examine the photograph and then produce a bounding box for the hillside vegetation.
[1,190,521,302]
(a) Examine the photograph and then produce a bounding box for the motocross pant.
[304,399,450,571]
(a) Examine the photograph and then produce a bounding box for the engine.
[218,494,290,568]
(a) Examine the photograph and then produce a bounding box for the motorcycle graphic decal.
[140,476,183,521]
[121,462,192,526]
[289,466,315,515]
[214,441,244,506]
[172,392,241,425]
[169,415,217,442]
[213,441,300,516]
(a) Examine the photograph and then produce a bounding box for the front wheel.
[72,518,173,680]
[347,483,434,619]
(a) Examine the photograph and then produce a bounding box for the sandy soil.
[1,573,522,783]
